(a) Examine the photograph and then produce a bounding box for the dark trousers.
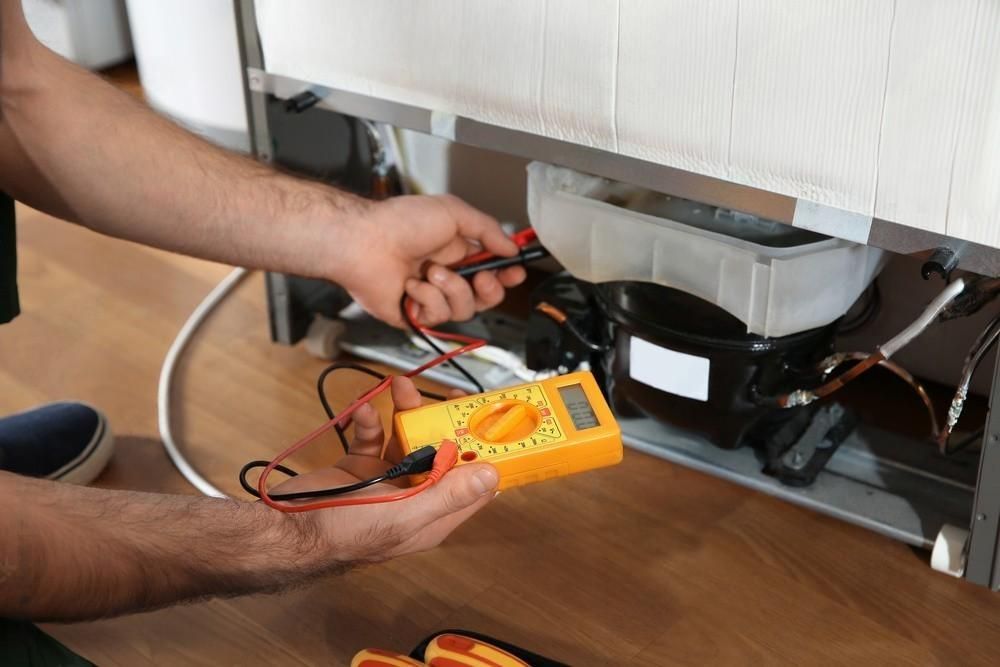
[0,619,92,666]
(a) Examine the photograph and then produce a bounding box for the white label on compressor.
[629,337,710,402]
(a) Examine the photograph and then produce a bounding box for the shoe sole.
[46,406,115,486]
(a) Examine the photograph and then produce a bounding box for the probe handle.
[455,246,551,277]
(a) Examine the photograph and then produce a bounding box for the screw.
[992,434,999,443]
[977,513,988,521]
[249,74,261,87]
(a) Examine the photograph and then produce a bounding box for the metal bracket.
[964,351,1000,589]
[233,2,271,162]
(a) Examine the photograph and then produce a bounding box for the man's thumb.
[403,463,498,525]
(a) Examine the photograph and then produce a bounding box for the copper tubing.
[826,352,940,441]
[813,352,885,399]
[778,351,885,408]
[775,280,966,409]
[536,301,568,324]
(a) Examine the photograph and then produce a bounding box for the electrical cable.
[253,297,486,513]
[241,438,448,502]
[242,465,387,501]
[881,278,966,358]
[240,460,388,500]
[161,228,543,506]
[406,333,562,382]
[455,228,538,269]
[535,301,607,353]
[317,362,447,453]
[937,313,1000,453]
[402,295,485,393]
[940,276,1000,321]
[394,231,546,393]
[158,267,250,498]
[772,278,967,408]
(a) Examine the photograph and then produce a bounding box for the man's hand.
[335,194,527,327]
[0,376,498,622]
[270,376,498,564]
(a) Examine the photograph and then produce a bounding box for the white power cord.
[407,334,563,383]
[880,277,966,358]
[158,267,250,497]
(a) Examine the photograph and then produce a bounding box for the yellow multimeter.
[394,371,622,490]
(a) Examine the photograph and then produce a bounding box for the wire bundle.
[247,300,485,513]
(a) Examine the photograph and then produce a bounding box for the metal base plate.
[622,417,975,548]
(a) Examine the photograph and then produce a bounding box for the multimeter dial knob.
[468,400,542,444]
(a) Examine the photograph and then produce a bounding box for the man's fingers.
[390,376,423,411]
[438,195,517,258]
[398,463,499,527]
[405,278,450,326]
[427,265,476,321]
[470,270,506,310]
[428,235,474,268]
[349,403,384,457]
[403,490,495,551]
[497,265,527,288]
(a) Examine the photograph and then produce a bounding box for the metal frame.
[241,68,1000,278]
[234,0,1000,588]
[966,352,1000,588]
[235,1,296,344]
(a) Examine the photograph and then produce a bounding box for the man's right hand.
[269,377,499,566]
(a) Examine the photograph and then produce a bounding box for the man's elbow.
[1,58,37,114]
[0,35,52,116]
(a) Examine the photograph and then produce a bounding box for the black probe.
[239,445,440,501]
[455,246,551,277]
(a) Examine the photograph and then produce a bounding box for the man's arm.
[0,0,524,326]
[0,2,347,277]
[0,472,319,620]
[0,380,499,622]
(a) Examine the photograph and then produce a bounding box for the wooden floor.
[2,68,999,667]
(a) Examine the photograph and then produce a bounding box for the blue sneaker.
[0,402,114,485]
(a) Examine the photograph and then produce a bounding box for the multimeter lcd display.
[558,383,600,430]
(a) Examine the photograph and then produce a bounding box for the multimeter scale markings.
[445,384,564,455]
[395,371,623,490]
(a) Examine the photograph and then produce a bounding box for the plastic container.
[126,0,249,152]
[527,162,886,338]
[24,0,132,70]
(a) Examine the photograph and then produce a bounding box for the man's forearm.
[0,472,331,622]
[0,4,361,279]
